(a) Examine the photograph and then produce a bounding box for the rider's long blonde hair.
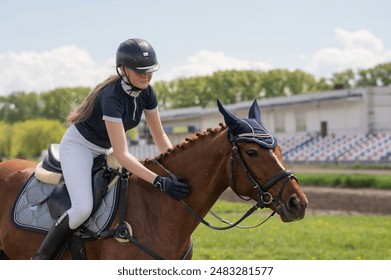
[67,75,120,125]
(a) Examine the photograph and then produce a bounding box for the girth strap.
[119,230,165,260]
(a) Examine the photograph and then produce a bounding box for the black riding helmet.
[116,38,160,73]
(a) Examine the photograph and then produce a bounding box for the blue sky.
[0,0,390,95]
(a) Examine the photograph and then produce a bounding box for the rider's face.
[124,67,153,89]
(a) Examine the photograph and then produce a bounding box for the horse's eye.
[246,149,258,158]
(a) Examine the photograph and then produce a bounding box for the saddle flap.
[48,169,111,220]
[47,184,71,220]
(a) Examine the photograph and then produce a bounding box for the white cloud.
[1,28,390,95]
[1,47,274,94]
[307,28,391,78]
[156,50,274,81]
[0,45,114,95]
[335,28,384,52]
[160,29,391,82]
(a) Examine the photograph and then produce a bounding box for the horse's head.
[218,100,308,222]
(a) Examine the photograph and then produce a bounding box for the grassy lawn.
[192,200,391,260]
[296,172,391,189]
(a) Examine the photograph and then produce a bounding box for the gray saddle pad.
[13,175,118,236]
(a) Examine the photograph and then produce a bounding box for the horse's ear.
[249,99,261,122]
[217,99,240,126]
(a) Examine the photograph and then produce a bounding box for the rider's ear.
[118,66,126,76]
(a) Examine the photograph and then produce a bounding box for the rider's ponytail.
[66,75,120,125]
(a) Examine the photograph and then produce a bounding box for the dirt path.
[302,186,391,215]
[294,167,391,215]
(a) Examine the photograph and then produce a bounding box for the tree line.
[0,87,89,159]
[0,62,390,159]
[153,62,391,109]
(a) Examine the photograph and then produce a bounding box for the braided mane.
[144,123,227,164]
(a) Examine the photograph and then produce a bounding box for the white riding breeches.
[59,124,111,229]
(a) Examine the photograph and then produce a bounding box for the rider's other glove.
[153,176,189,200]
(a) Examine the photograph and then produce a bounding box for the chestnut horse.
[0,100,307,259]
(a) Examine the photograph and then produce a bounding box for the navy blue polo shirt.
[75,79,158,148]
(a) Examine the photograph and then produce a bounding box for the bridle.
[154,131,298,231]
[228,132,298,211]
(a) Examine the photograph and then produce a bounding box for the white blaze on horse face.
[269,149,285,170]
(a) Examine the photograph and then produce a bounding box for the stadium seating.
[280,133,391,163]
[129,144,159,160]
[128,133,391,164]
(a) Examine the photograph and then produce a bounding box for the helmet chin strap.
[116,67,142,97]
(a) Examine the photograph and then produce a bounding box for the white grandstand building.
[132,87,391,164]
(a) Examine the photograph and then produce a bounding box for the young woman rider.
[33,38,189,259]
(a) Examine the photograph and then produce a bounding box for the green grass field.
[296,172,391,189]
[192,200,391,260]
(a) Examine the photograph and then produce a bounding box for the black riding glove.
[153,176,189,200]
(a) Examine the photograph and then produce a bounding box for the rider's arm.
[105,120,157,184]
[144,110,172,153]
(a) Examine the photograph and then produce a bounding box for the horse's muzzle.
[277,193,308,222]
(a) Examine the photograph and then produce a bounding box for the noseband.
[229,136,298,209]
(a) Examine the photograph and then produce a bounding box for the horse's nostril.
[288,195,301,211]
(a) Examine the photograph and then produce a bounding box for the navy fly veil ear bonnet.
[217,99,278,149]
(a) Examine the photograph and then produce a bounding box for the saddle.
[12,144,143,259]
[13,144,124,241]
[37,144,121,219]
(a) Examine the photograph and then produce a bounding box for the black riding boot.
[32,213,74,260]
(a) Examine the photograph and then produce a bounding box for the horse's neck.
[168,129,231,215]
[137,127,231,257]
